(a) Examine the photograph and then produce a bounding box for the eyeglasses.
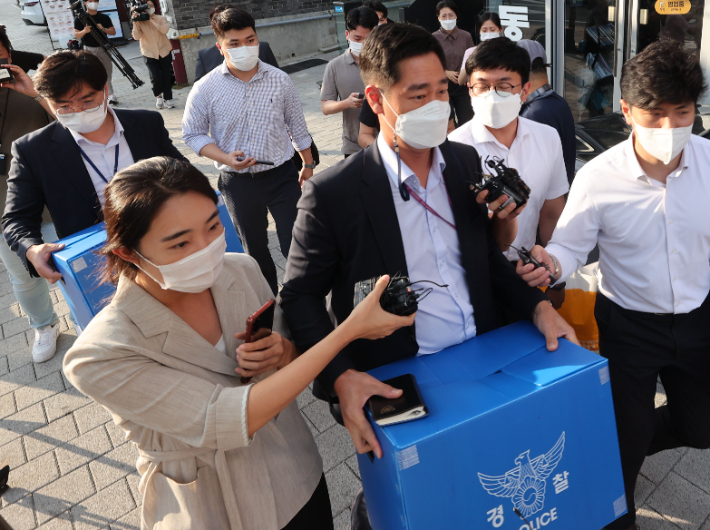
[54,99,104,116]
[470,82,521,97]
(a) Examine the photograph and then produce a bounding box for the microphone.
[399,181,410,201]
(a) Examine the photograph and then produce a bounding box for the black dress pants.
[281,474,334,530]
[218,161,301,294]
[595,292,710,529]
[144,53,173,100]
[448,81,474,128]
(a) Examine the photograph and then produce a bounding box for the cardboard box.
[53,191,243,329]
[358,321,626,530]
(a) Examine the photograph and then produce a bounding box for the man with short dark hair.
[320,6,378,158]
[450,37,568,308]
[518,40,710,530]
[2,51,184,336]
[193,4,279,82]
[282,22,576,527]
[183,8,314,295]
[74,0,118,105]
[517,40,576,184]
[363,1,391,25]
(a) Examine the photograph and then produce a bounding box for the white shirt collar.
[469,116,530,151]
[69,105,125,148]
[376,134,447,193]
[624,133,691,184]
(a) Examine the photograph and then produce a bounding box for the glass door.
[561,0,622,121]
[556,0,706,122]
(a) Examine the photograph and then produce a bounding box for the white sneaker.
[165,99,175,109]
[156,97,164,109]
[32,323,60,363]
[108,94,118,106]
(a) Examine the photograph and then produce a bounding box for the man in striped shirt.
[183,8,315,294]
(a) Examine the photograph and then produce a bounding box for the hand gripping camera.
[130,0,151,21]
[353,274,447,317]
[473,157,531,210]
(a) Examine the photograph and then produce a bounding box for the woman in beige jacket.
[63,157,414,530]
[131,1,174,109]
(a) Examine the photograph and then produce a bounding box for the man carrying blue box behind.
[518,40,710,530]
[2,50,184,354]
[280,22,577,527]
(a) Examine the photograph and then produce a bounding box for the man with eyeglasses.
[2,50,184,336]
[449,37,569,310]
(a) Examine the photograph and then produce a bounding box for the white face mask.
[136,232,227,293]
[147,7,155,14]
[55,95,108,134]
[480,32,500,41]
[440,19,457,31]
[632,118,693,165]
[471,91,522,129]
[225,44,259,72]
[349,39,363,57]
[86,2,98,9]
[381,93,451,150]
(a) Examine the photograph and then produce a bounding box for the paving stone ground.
[1,2,709,528]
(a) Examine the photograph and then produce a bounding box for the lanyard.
[403,183,456,230]
[78,143,119,184]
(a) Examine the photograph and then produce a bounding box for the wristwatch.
[304,162,317,169]
[548,254,561,286]
[33,94,44,102]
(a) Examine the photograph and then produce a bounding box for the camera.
[473,157,531,210]
[353,274,447,317]
[130,0,151,21]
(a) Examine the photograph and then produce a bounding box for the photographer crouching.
[131,0,174,109]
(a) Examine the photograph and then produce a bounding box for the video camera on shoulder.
[130,0,151,21]
[473,157,531,210]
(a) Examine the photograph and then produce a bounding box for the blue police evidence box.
[53,191,243,330]
[358,321,626,530]
[52,223,115,331]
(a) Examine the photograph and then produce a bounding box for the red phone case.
[244,299,275,343]
[241,299,275,384]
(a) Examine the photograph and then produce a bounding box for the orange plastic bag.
[553,262,600,352]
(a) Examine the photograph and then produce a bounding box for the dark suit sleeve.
[194,49,206,82]
[280,180,354,394]
[149,111,187,161]
[259,42,279,69]
[2,140,48,277]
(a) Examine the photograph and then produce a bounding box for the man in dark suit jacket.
[2,50,184,281]
[281,23,576,459]
[194,4,279,83]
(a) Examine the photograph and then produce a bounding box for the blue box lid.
[368,322,606,448]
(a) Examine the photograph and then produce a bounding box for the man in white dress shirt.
[517,41,710,530]
[449,37,568,308]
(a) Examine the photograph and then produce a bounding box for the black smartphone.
[357,93,365,99]
[236,156,274,166]
[0,59,13,82]
[241,299,276,384]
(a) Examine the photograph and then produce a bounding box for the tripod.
[70,0,144,89]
